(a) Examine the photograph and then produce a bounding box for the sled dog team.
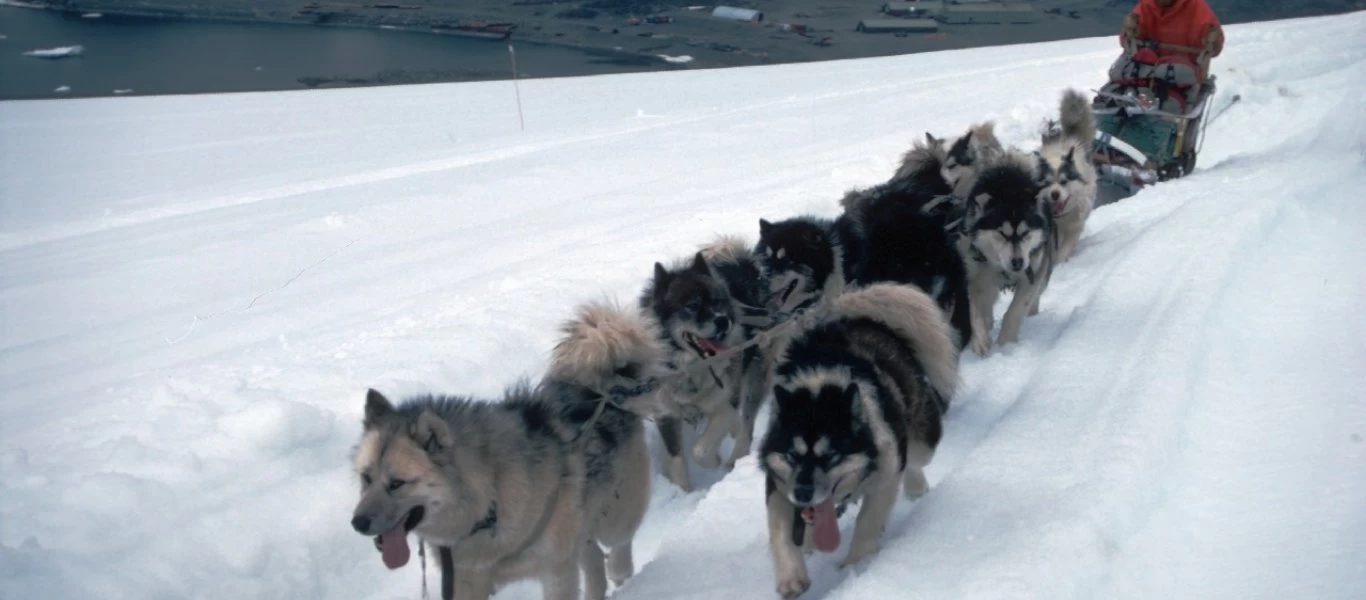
[349,89,1100,600]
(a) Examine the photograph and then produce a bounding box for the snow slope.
[2,12,1364,600]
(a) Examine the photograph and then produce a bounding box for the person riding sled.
[1101,0,1224,113]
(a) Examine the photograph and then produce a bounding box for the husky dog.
[639,236,772,491]
[755,216,858,316]
[349,301,653,600]
[890,132,953,197]
[755,143,970,352]
[759,284,959,598]
[1036,89,1099,263]
[940,122,1005,198]
[959,150,1055,356]
[838,177,971,352]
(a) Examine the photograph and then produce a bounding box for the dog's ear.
[1063,146,1076,164]
[414,409,453,455]
[924,132,941,146]
[652,261,670,286]
[690,251,709,274]
[759,219,773,238]
[364,389,394,427]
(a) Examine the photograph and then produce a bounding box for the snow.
[2,11,1365,600]
[21,44,84,59]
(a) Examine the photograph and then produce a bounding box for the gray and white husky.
[1037,88,1098,263]
[349,300,654,600]
[940,121,1006,198]
[759,283,959,598]
[638,236,772,491]
[959,150,1056,356]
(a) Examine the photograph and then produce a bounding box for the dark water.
[0,7,663,101]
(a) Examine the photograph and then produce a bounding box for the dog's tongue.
[696,337,725,354]
[804,499,841,553]
[379,528,410,569]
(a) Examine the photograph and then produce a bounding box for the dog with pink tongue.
[759,283,959,598]
[349,300,657,600]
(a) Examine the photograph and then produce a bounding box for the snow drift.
[1,11,1364,600]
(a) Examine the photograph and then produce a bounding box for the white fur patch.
[777,365,854,395]
[812,437,829,456]
[354,429,382,473]
[765,452,794,480]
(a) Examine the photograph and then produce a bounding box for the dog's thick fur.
[1036,89,1099,262]
[940,121,1005,198]
[959,150,1056,356]
[756,147,971,353]
[837,176,972,352]
[760,283,958,598]
[889,132,955,201]
[349,301,654,600]
[639,236,772,491]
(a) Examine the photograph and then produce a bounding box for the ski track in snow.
[2,12,1365,600]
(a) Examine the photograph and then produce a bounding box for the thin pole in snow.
[506,33,525,132]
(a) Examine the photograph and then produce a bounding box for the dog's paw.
[691,444,722,470]
[971,334,992,356]
[723,446,749,471]
[903,468,928,498]
[995,330,1018,347]
[775,573,811,599]
[838,543,881,570]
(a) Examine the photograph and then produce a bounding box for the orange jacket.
[1122,0,1223,57]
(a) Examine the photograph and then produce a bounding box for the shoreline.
[2,1,685,67]
[9,0,1360,97]
[4,1,1134,80]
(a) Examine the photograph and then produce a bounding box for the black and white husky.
[959,150,1056,355]
[759,283,959,599]
[756,135,972,351]
[755,216,859,316]
[1037,88,1099,262]
[639,236,772,491]
[838,176,972,352]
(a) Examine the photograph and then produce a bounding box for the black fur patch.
[1060,148,1084,183]
[946,131,975,168]
[968,162,1049,232]
[848,189,971,350]
[516,397,559,440]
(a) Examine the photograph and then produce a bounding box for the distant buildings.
[711,6,765,23]
[858,18,940,33]
[878,1,1039,26]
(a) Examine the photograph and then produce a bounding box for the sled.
[1087,74,1219,204]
